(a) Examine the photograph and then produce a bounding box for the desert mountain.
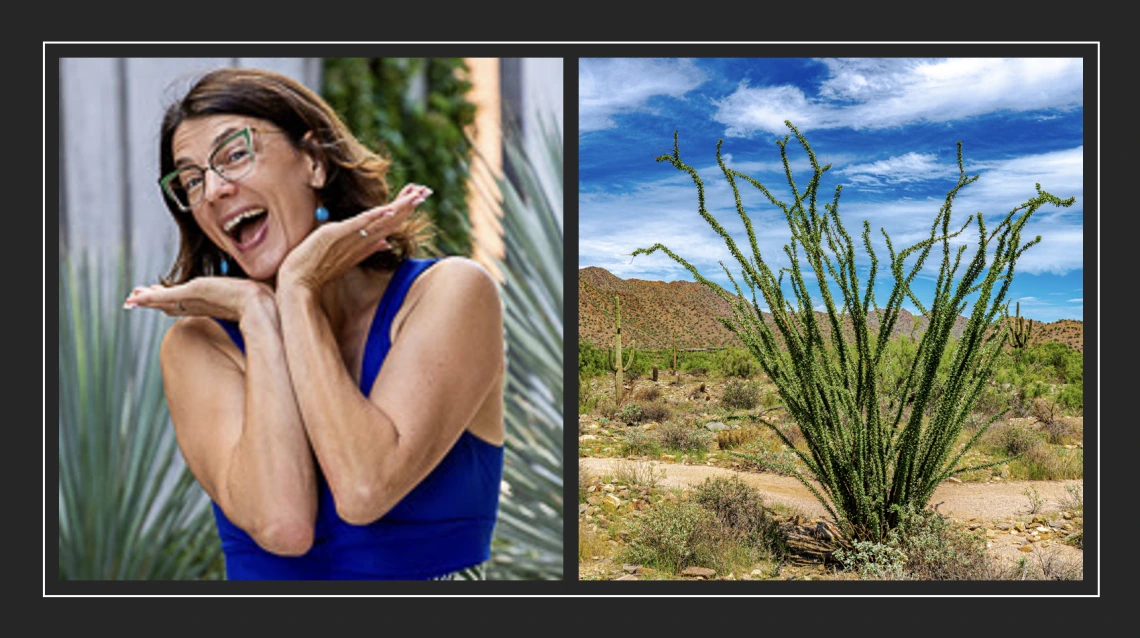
[579,267,1082,352]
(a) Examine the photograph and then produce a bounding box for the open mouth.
[223,208,269,248]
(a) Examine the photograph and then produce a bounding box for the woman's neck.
[318,266,393,335]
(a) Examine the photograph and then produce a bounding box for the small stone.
[1035,526,1050,533]
[586,495,601,506]
[1015,522,1026,532]
[602,484,616,492]
[643,422,658,431]
[1062,511,1074,520]
[751,569,764,577]
[985,529,995,537]
[704,422,728,432]
[1048,520,1065,529]
[587,485,597,492]
[681,566,716,578]
[946,476,963,483]
[579,435,597,442]
[1062,522,1074,531]
[623,564,640,574]
[997,523,1013,531]
[602,493,622,511]
[1019,544,1035,552]
[662,454,676,461]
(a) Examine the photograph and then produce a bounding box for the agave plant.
[58,250,222,579]
[473,113,564,580]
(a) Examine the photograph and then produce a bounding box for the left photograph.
[56,57,563,581]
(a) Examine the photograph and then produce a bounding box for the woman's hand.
[124,277,273,323]
[277,184,431,294]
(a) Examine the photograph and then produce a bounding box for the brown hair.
[159,67,432,284]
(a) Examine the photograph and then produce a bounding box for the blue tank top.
[210,258,504,580]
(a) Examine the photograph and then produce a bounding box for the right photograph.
[577,57,1085,582]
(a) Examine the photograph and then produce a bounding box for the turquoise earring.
[220,256,229,276]
[315,205,329,222]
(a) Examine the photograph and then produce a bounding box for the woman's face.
[171,114,323,282]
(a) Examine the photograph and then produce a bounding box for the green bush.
[617,403,644,425]
[323,58,475,256]
[721,379,760,410]
[623,501,716,573]
[835,504,989,580]
[659,421,713,452]
[620,428,661,458]
[578,341,610,378]
[692,477,783,553]
[990,421,1044,457]
[715,348,757,378]
[639,402,671,423]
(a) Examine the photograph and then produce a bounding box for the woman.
[123,68,505,580]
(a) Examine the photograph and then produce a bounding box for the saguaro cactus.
[672,328,680,384]
[608,296,636,403]
[1010,301,1034,350]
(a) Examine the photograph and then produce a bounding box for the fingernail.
[413,196,427,206]
[123,301,137,310]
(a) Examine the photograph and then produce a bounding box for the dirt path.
[579,456,1084,573]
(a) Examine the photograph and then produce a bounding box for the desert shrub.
[659,420,713,452]
[637,385,662,402]
[639,401,671,423]
[989,420,1044,457]
[715,348,757,378]
[577,341,611,378]
[597,398,619,421]
[834,540,908,580]
[617,402,644,425]
[686,367,708,377]
[779,422,803,448]
[612,460,664,491]
[1013,444,1082,481]
[620,427,661,458]
[716,428,759,450]
[622,500,717,573]
[578,373,601,415]
[836,504,989,580]
[721,379,761,410]
[692,477,783,554]
[1057,384,1082,413]
[579,520,613,562]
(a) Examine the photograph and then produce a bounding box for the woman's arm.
[150,282,318,555]
[276,257,504,525]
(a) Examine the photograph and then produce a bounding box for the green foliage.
[692,477,783,553]
[59,251,221,580]
[620,428,662,458]
[322,58,476,256]
[617,403,644,425]
[639,402,672,423]
[834,504,989,580]
[632,123,1074,542]
[721,379,761,410]
[659,421,713,452]
[483,111,563,580]
[715,347,757,378]
[578,341,610,378]
[623,500,716,573]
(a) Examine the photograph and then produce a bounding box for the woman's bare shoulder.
[160,316,242,369]
[392,257,501,336]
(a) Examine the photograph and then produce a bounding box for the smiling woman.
[123,67,505,580]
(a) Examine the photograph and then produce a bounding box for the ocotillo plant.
[1010,301,1034,350]
[608,296,636,404]
[632,122,1073,541]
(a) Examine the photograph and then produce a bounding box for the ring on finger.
[360,228,369,237]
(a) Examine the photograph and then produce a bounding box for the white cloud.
[1068,298,1083,303]
[1019,297,1038,302]
[837,152,957,186]
[579,59,707,134]
[712,58,1083,136]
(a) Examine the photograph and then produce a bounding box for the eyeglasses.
[159,126,285,212]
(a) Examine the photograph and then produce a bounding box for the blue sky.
[579,58,1084,323]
